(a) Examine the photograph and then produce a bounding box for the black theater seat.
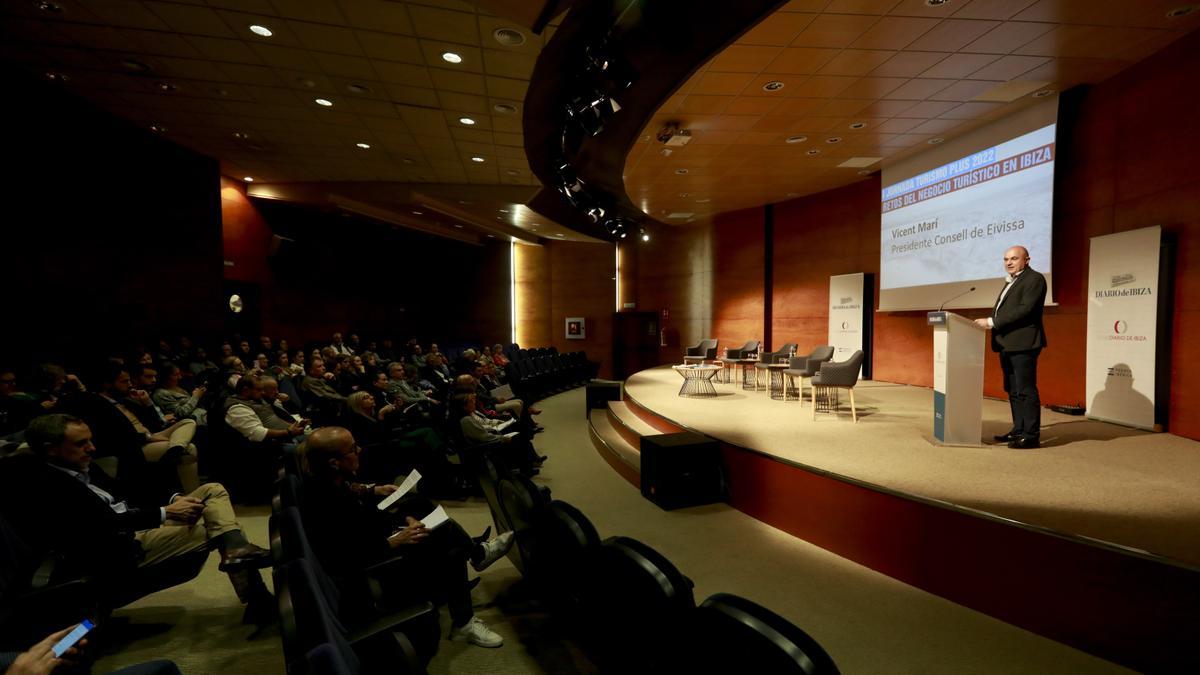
[496,472,552,575]
[533,500,602,615]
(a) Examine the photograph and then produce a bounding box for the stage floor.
[624,366,1200,566]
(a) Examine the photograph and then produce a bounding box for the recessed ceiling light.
[554,233,565,238]
[762,81,785,92]
[458,200,473,205]
[1032,89,1054,98]
[925,0,950,5]
[346,83,371,94]
[849,122,866,130]
[314,98,333,106]
[453,224,464,228]
[858,170,873,175]
[1166,6,1196,18]
[493,27,526,46]
[806,149,821,156]
[487,234,495,237]
[470,156,485,163]
[785,135,807,144]
[505,169,520,176]
[243,176,254,182]
[459,117,476,125]
[401,158,414,164]
[35,1,64,12]
[675,168,688,174]
[232,132,248,139]
[297,78,317,88]
[642,232,650,242]
[355,142,370,149]
[412,211,423,215]
[149,124,166,134]
[441,52,463,64]
[45,71,69,82]
[928,137,945,144]
[499,208,510,213]
[826,137,842,144]
[249,24,273,37]
[156,82,178,92]
[696,198,710,203]
[493,103,518,115]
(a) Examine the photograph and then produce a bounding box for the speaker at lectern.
[927,311,985,446]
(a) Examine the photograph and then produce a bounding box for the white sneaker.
[472,531,515,572]
[452,616,504,648]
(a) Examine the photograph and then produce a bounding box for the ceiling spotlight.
[602,217,629,239]
[493,103,518,115]
[762,81,785,92]
[1032,89,1054,98]
[232,132,248,139]
[925,0,950,5]
[806,149,821,156]
[858,169,873,175]
[849,122,866,130]
[554,233,565,238]
[453,224,464,228]
[585,44,637,90]
[149,124,166,134]
[675,168,688,174]
[249,24,273,37]
[121,59,151,73]
[785,135,807,144]
[505,169,520,176]
[499,208,510,213]
[566,92,621,137]
[459,117,476,125]
[346,83,371,94]
[401,158,414,164]
[585,206,606,223]
[696,198,711,203]
[45,71,69,82]
[1167,6,1196,18]
[470,156,485,163]
[36,1,64,11]
[493,27,526,46]
[355,142,370,149]
[243,176,254,182]
[314,98,333,107]
[412,211,423,215]
[441,52,463,64]
[826,137,842,144]
[156,82,178,92]
[640,229,650,242]
[928,137,945,144]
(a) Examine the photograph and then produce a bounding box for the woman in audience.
[343,391,461,493]
[151,363,207,425]
[491,344,509,369]
[299,426,512,648]
[253,353,270,374]
[450,393,541,476]
[187,347,217,376]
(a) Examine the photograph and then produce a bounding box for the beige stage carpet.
[626,366,1200,565]
[93,386,1131,674]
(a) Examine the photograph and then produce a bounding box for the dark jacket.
[0,454,160,582]
[990,267,1047,353]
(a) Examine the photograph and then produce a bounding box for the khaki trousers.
[142,419,200,492]
[134,483,241,567]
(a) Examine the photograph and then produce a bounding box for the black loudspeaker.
[586,381,622,416]
[640,432,727,510]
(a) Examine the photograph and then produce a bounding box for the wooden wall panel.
[712,208,766,349]
[550,242,615,378]
[514,243,552,348]
[632,225,714,365]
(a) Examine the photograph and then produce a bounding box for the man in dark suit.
[975,246,1048,449]
[0,414,273,622]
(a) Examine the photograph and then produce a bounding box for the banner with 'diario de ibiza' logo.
[1086,226,1161,430]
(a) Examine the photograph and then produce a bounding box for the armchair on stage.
[926,311,985,445]
[683,339,719,364]
[723,341,761,360]
[810,351,866,422]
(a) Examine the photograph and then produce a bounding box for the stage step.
[588,407,641,487]
[606,400,663,448]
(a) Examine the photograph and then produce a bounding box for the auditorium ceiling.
[3,0,1198,237]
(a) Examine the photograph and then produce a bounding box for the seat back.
[790,345,835,371]
[271,507,345,622]
[683,593,840,674]
[535,500,602,610]
[277,559,347,674]
[725,340,761,360]
[497,473,550,574]
[813,350,865,387]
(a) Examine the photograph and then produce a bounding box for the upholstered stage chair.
[783,346,835,403]
[683,339,719,364]
[810,350,866,422]
[723,340,761,360]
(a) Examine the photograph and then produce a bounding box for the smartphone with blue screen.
[51,620,94,657]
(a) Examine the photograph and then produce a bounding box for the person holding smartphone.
[1,624,181,675]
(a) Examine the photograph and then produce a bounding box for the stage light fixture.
[585,206,606,223]
[585,44,637,90]
[640,228,650,242]
[566,92,621,137]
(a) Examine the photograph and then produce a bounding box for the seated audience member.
[219,342,234,360]
[151,363,207,426]
[421,352,453,394]
[277,338,292,358]
[1,626,182,675]
[394,364,440,409]
[271,352,303,379]
[258,335,275,360]
[1,415,273,623]
[68,364,200,494]
[187,347,217,376]
[459,370,540,430]
[152,340,174,367]
[298,427,512,647]
[330,332,354,356]
[301,358,345,402]
[1,368,44,438]
[490,344,510,370]
[377,339,396,362]
[344,391,460,493]
[127,364,173,430]
[252,353,271,374]
[348,334,362,354]
[223,376,306,447]
[453,349,478,376]
[450,393,541,475]
[334,355,365,396]
[362,352,382,380]
[260,376,301,417]
[409,344,427,368]
[236,340,253,363]
[221,356,246,390]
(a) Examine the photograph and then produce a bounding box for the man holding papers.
[299,426,515,648]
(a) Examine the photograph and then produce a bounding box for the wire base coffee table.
[671,364,722,397]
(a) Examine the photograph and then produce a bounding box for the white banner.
[829,273,865,375]
[1085,226,1160,430]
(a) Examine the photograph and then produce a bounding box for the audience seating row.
[501,346,598,403]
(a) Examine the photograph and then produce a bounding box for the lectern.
[927,311,985,446]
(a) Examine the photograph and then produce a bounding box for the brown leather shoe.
[219,544,272,572]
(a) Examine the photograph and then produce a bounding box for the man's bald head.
[303,426,356,479]
[1003,246,1030,276]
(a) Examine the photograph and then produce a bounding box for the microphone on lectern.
[938,286,976,311]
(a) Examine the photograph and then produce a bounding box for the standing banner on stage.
[829,273,868,377]
[1086,226,1160,430]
